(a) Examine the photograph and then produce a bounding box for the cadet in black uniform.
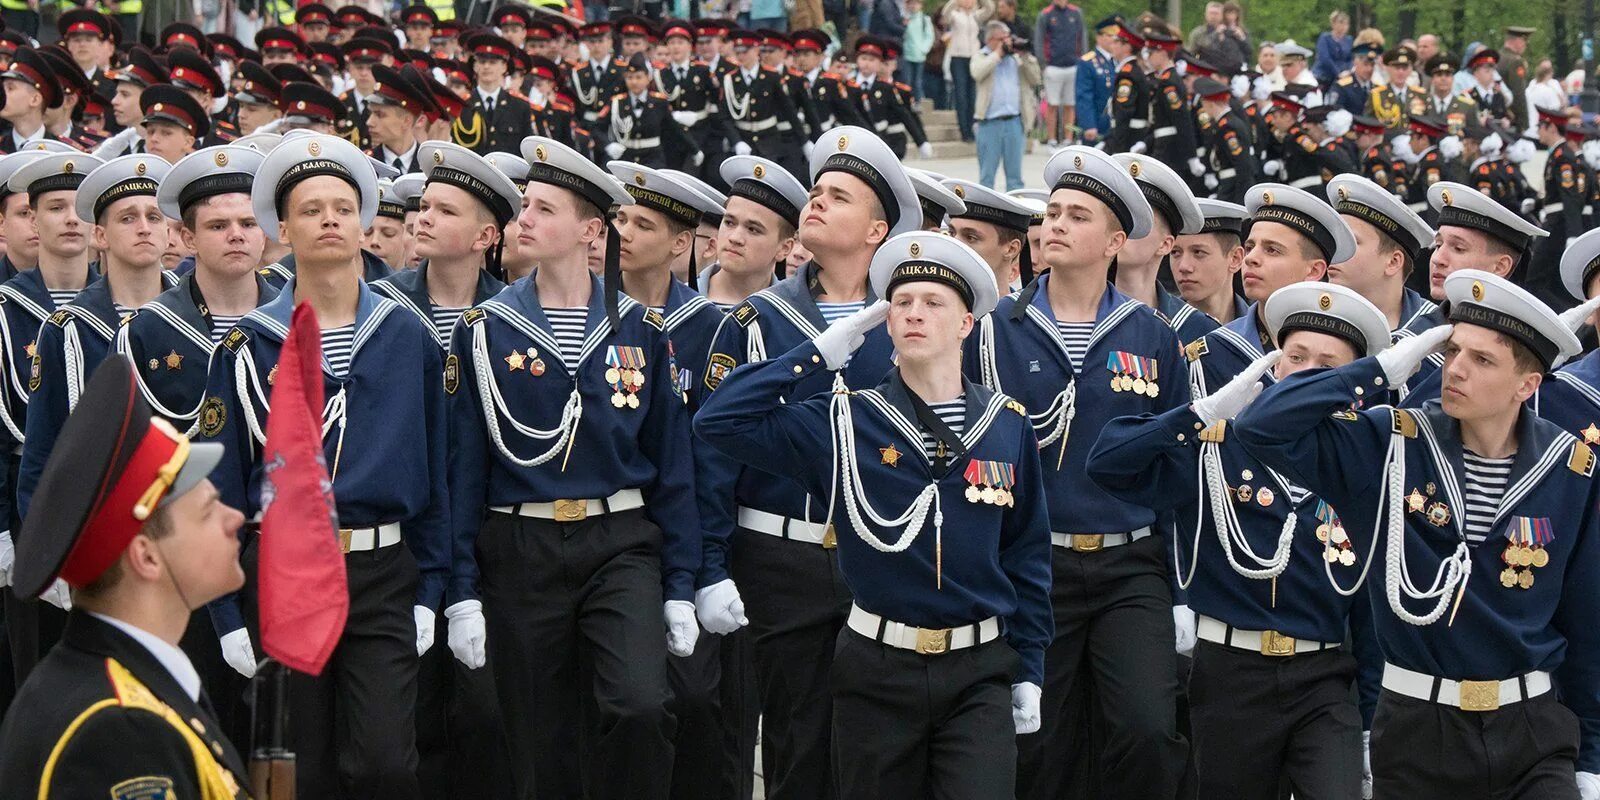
[1194,77,1255,204]
[465,34,534,156]
[0,358,249,800]
[1144,32,1199,180]
[853,36,925,162]
[1403,115,1456,225]
[1105,21,1149,154]
[657,19,740,181]
[792,29,867,133]
[571,21,627,131]
[340,36,393,150]
[599,54,701,171]
[759,32,819,162]
[1532,106,1589,309]
[722,30,806,180]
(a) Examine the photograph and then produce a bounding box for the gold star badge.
[23,341,34,358]
[1407,489,1426,512]
[505,350,526,371]
[163,350,183,370]
[1585,423,1600,444]
[880,444,901,467]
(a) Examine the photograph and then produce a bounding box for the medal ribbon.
[963,458,983,488]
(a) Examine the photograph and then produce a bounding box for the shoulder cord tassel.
[979,316,1074,469]
[1200,441,1295,580]
[470,319,583,468]
[235,345,345,446]
[1379,426,1472,626]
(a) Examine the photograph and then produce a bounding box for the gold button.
[1354,387,1365,396]
[811,355,820,363]
[1193,421,1203,430]
[1177,434,1186,442]
[793,365,803,374]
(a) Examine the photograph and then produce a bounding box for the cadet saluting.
[696,231,1052,799]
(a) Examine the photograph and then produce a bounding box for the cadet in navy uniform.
[697,231,1053,799]
[199,133,449,800]
[1187,184,1354,399]
[1107,153,1204,331]
[1090,282,1390,800]
[0,358,250,800]
[1168,199,1252,345]
[1235,271,1600,800]
[909,167,966,231]
[599,54,702,171]
[445,135,699,800]
[1105,22,1149,155]
[942,176,1039,295]
[465,34,535,157]
[695,126,921,800]
[965,146,1187,800]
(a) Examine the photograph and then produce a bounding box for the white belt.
[738,506,836,547]
[1289,175,1323,189]
[1153,125,1177,138]
[872,119,890,131]
[847,604,1001,655]
[679,107,710,123]
[1381,662,1552,712]
[885,123,907,134]
[624,136,663,149]
[490,488,645,523]
[1541,202,1564,217]
[337,522,402,554]
[1049,526,1151,552]
[1128,118,1149,129]
[1217,168,1237,179]
[1196,615,1339,657]
[736,117,778,132]
[582,110,600,122]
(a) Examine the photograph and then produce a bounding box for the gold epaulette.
[1198,420,1226,442]
[1392,409,1417,438]
[1184,338,1208,361]
[1571,440,1595,476]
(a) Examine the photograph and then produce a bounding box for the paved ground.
[919,144,1057,191]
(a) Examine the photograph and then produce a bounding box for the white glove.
[1378,324,1453,386]
[812,300,889,370]
[734,141,753,156]
[40,578,71,610]
[1507,137,1536,164]
[665,600,699,657]
[691,150,705,167]
[1130,140,1148,155]
[414,605,435,656]
[1438,135,1463,161]
[444,599,487,669]
[1560,294,1600,333]
[919,141,934,159]
[1262,159,1283,177]
[1203,173,1218,191]
[1011,682,1042,734]
[605,142,626,159]
[1578,771,1600,800]
[220,628,257,678]
[1362,730,1373,799]
[1188,157,1206,176]
[1172,604,1197,656]
[1192,351,1281,425]
[803,141,815,159]
[0,531,13,588]
[1521,197,1537,215]
[694,579,748,634]
[1392,134,1419,164]
[671,110,698,127]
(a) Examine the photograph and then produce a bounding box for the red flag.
[257,302,347,676]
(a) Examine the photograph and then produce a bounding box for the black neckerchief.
[905,384,967,477]
[188,271,215,332]
[1254,306,1277,353]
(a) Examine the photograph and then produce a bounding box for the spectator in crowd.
[872,0,906,43]
[1416,33,1441,65]
[973,18,1040,190]
[904,0,936,102]
[1526,59,1565,122]
[1210,1,1252,70]
[1354,28,1385,74]
[997,0,1029,40]
[750,0,790,33]
[790,0,825,32]
[943,0,995,143]
[1258,40,1285,90]
[1314,10,1352,85]
[1187,2,1224,53]
[1036,0,1084,147]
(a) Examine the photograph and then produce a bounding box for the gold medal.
[530,359,546,376]
[1338,549,1356,566]
[1330,526,1348,545]
[626,393,640,409]
[1518,570,1534,589]
[1236,484,1252,503]
[1132,377,1148,395]
[1110,375,1122,391]
[1316,524,1330,543]
[1407,489,1426,512]
[633,369,646,388]
[1325,549,1341,563]
[1532,547,1550,568]
[1256,487,1275,507]
[980,486,996,504]
[1146,381,1160,398]
[1516,546,1535,567]
[994,488,1012,507]
[1500,567,1519,587]
[605,367,621,385]
[965,485,982,503]
[1425,501,1451,527]
[612,392,626,408]
[1241,469,1254,481]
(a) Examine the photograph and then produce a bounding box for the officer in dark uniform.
[722,30,806,180]
[463,33,533,156]
[698,230,1053,799]
[1421,55,1479,136]
[656,20,740,180]
[597,54,700,170]
[1371,46,1426,132]
[571,21,627,131]
[0,357,249,800]
[1195,77,1255,203]
[1332,42,1381,116]
[792,29,867,134]
[1105,21,1149,154]
[1532,106,1589,308]
[1236,271,1600,800]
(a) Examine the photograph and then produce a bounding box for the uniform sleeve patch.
[444,354,460,395]
[221,328,247,353]
[1391,409,1417,438]
[642,308,666,330]
[28,353,40,392]
[110,776,176,800]
[1005,399,1027,416]
[199,397,227,437]
[1570,441,1595,477]
[705,352,737,392]
[463,307,487,325]
[731,301,759,327]
[1183,339,1208,361]
[47,309,70,327]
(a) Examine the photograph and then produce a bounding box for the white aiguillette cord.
[471,320,583,469]
[1176,438,1295,594]
[978,316,1074,468]
[1376,429,1472,626]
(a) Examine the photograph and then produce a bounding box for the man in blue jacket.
[1073,15,1119,145]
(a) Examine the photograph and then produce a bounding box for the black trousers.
[1188,641,1363,800]
[1017,536,1189,800]
[689,126,731,192]
[242,538,423,800]
[830,630,1019,799]
[718,627,758,800]
[478,509,676,800]
[415,609,514,800]
[667,629,730,800]
[5,455,64,700]
[730,526,853,800]
[1371,690,1579,800]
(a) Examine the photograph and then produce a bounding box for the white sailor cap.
[870,231,1000,317]
[661,169,727,222]
[231,131,284,152]
[1113,153,1203,235]
[1444,269,1579,369]
[157,146,267,221]
[606,161,714,228]
[7,152,106,204]
[391,172,426,214]
[519,135,633,211]
[420,141,523,226]
[1276,41,1313,59]
[941,178,1034,233]
[369,156,401,180]
[809,126,921,237]
[1043,145,1154,239]
[720,155,809,228]
[1264,281,1392,357]
[484,152,531,192]
[1008,188,1050,226]
[1245,183,1356,264]
[1561,228,1600,301]
[73,154,168,224]
[0,141,76,200]
[251,132,379,235]
[375,179,406,220]
[907,167,965,227]
[1193,198,1250,237]
[1427,181,1547,253]
[1327,174,1434,259]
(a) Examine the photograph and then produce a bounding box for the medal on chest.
[1500,516,1553,589]
[963,458,1016,507]
[1315,499,1357,567]
[1105,351,1159,397]
[605,345,646,408]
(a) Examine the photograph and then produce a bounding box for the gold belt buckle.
[915,627,950,655]
[337,529,353,554]
[821,524,837,549]
[553,499,588,522]
[1458,680,1501,712]
[1260,630,1297,657]
[1072,534,1104,552]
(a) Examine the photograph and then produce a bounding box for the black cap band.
[886,261,974,309]
[1449,300,1558,369]
[955,201,1031,233]
[1254,204,1336,262]
[730,178,800,226]
[622,183,701,227]
[919,196,945,228]
[527,162,615,216]
[1438,205,1531,252]
[177,172,254,213]
[1583,254,1600,298]
[1052,172,1133,234]
[93,177,160,220]
[1135,181,1182,235]
[1336,199,1423,256]
[275,158,358,205]
[404,195,422,213]
[429,166,515,226]
[28,172,87,198]
[1279,311,1368,354]
[377,200,406,219]
[818,152,899,230]
[1200,215,1243,235]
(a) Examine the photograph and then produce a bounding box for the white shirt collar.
[631,91,648,104]
[806,66,821,82]
[479,87,500,104]
[381,142,418,165]
[12,125,44,148]
[89,612,203,702]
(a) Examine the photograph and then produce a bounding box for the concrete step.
[929,140,977,159]
[923,123,962,141]
[919,108,958,125]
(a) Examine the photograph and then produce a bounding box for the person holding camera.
[972,20,1040,191]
